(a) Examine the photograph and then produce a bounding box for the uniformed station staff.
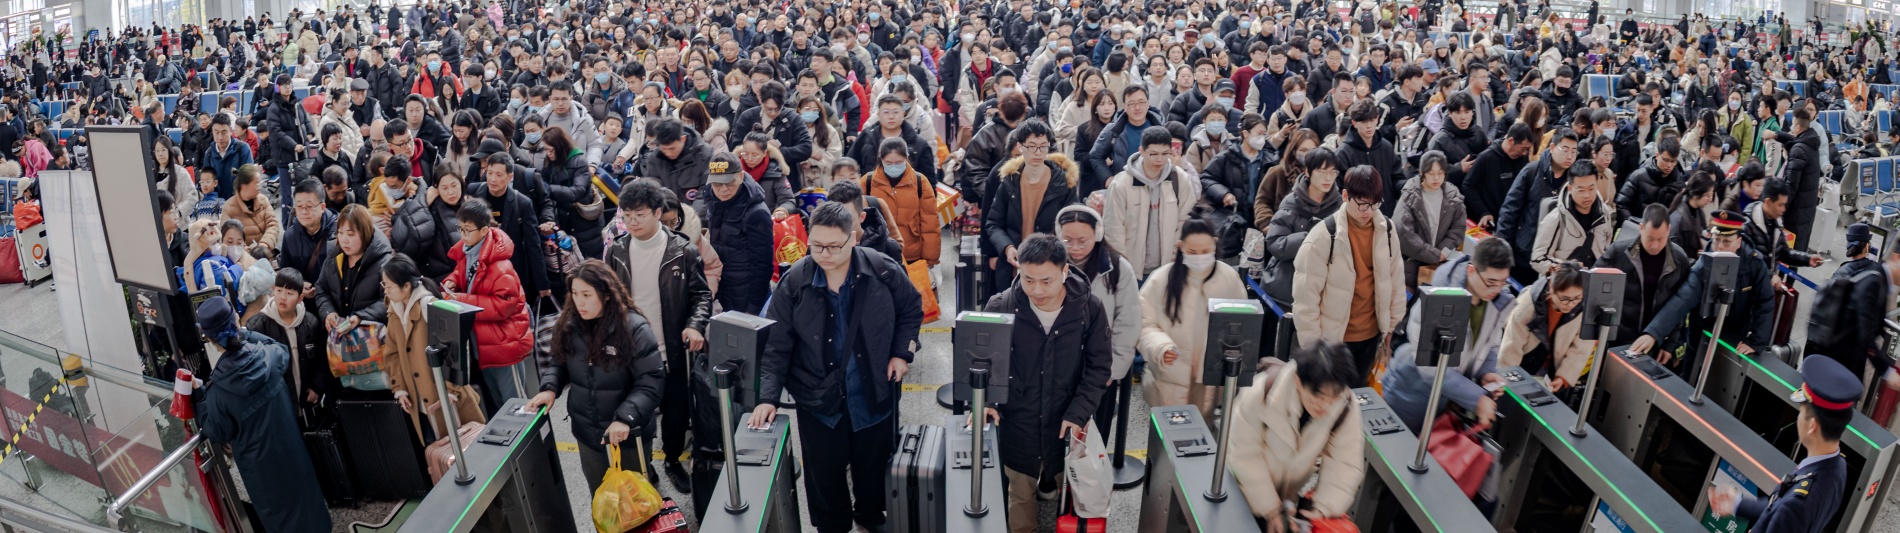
[1707,355,1859,533]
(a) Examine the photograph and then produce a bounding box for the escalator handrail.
[105,433,203,528]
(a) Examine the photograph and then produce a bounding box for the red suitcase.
[1054,471,1105,533]
[632,498,687,533]
[1871,379,1900,430]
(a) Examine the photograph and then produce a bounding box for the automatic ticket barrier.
[1350,388,1499,533]
[1699,335,1900,533]
[1137,300,1263,533]
[1491,365,1706,532]
[697,311,804,533]
[397,398,576,533]
[1591,345,1801,531]
[946,311,1014,532]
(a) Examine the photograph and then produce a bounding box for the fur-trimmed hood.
[997,152,1080,188]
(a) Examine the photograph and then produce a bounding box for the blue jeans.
[480,358,536,416]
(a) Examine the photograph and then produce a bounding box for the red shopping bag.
[772,214,807,283]
[1427,413,1494,498]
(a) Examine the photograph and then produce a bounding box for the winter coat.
[1644,242,1776,350]
[1462,142,1531,222]
[635,126,715,203]
[1772,127,1823,238]
[1501,277,1595,385]
[1227,361,1365,521]
[1595,237,1692,344]
[1262,177,1343,303]
[756,248,924,422]
[1743,201,1819,269]
[1616,163,1685,221]
[861,165,943,265]
[1427,121,1491,187]
[1530,191,1615,276]
[1383,256,1516,430]
[848,123,940,190]
[1103,155,1201,275]
[244,297,331,413]
[202,139,255,198]
[264,91,306,167]
[1087,110,1168,189]
[385,288,485,445]
[961,119,1014,205]
[580,77,637,123]
[1199,137,1272,257]
[465,185,551,299]
[280,212,336,283]
[388,190,450,279]
[1290,209,1408,346]
[444,228,534,368]
[1338,131,1405,211]
[982,275,1113,480]
[983,154,1079,289]
[314,231,392,325]
[1670,201,1709,253]
[192,330,332,533]
[604,228,715,369]
[543,150,608,259]
[539,310,666,454]
[1393,179,1469,287]
[318,107,364,159]
[156,164,200,230]
[1077,249,1143,380]
[1137,262,1247,418]
[1497,152,1569,257]
[730,104,815,186]
[702,178,776,303]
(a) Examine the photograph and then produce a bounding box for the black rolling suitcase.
[887,425,946,533]
[336,399,431,500]
[301,411,359,506]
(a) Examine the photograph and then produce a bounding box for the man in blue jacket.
[201,112,255,198]
[1625,211,1775,376]
[1383,237,1516,432]
[749,202,922,533]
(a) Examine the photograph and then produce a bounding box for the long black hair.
[1056,207,1124,295]
[1164,217,1220,324]
[551,260,639,369]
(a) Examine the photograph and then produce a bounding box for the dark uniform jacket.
[1737,455,1846,533]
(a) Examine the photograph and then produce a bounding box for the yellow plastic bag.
[592,441,662,533]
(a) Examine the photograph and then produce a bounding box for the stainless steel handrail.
[0,495,117,533]
[105,433,203,528]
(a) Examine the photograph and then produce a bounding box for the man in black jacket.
[1299,71,1355,142]
[1463,123,1536,227]
[1596,205,1691,345]
[457,65,503,119]
[1770,108,1824,250]
[605,180,714,500]
[469,153,551,300]
[365,46,406,119]
[281,180,337,286]
[849,95,940,188]
[977,234,1111,533]
[264,74,307,212]
[730,81,816,187]
[1339,98,1404,214]
[749,202,922,533]
[1616,136,1684,221]
[1743,178,1825,270]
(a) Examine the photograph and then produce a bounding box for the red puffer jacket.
[445,228,533,368]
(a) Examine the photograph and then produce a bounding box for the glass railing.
[0,326,220,532]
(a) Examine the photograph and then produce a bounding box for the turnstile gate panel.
[1348,388,1499,533]
[1491,366,1705,533]
[941,414,1008,532]
[700,414,800,533]
[1138,405,1259,533]
[1701,336,1900,533]
[398,399,575,533]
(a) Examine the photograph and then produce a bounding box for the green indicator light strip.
[1700,332,1880,448]
[1504,387,1664,532]
[1365,435,1444,531]
[451,406,548,531]
[1154,412,1205,527]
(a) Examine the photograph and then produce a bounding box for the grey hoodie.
[1126,154,1175,270]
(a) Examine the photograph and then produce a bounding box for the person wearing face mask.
[1136,217,1247,418]
[189,295,335,533]
[1184,96,1238,172]
[1227,340,1366,532]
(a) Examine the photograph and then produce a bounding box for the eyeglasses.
[809,242,850,256]
[1554,293,1584,305]
[1476,274,1511,289]
[1020,142,1050,153]
[1059,238,1092,249]
[1350,198,1379,211]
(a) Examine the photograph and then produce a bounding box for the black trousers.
[795,409,895,533]
[659,364,691,461]
[1092,377,1124,438]
[1345,336,1382,386]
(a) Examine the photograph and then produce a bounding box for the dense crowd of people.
[23,0,1900,530]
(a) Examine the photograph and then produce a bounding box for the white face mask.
[1248,135,1267,150]
[1183,252,1216,271]
[1287,91,1307,106]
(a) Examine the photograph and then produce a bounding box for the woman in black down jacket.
[540,126,609,260]
[384,159,450,279]
[526,260,665,492]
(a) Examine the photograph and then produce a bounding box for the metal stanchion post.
[965,366,991,517]
[1109,374,1145,489]
[1690,290,1734,405]
[427,343,475,485]
[1571,320,1617,437]
[1411,335,1456,473]
[715,362,748,513]
[1205,355,1242,502]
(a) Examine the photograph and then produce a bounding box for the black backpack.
[1805,270,1879,354]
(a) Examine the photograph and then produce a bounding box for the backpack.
[1321,216,1398,267]
[1805,270,1880,354]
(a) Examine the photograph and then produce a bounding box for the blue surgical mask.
[1059,46,1073,54]
[1217,96,1235,108]
[883,162,906,177]
[869,12,880,21]
[1125,39,1137,49]
[892,75,907,84]
[1087,22,1100,29]
[428,60,441,72]
[507,34,518,41]
[525,131,542,143]
[746,16,755,24]
[1240,20,1251,29]
[1048,41,1058,51]
[1175,20,1186,29]
[595,72,610,84]
[510,97,523,108]
[800,110,820,123]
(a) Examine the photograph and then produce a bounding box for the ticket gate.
[1699,335,1900,533]
[1349,388,1499,533]
[1491,366,1706,533]
[941,414,1007,533]
[397,398,577,533]
[1138,405,1260,533]
[1591,346,1801,530]
[698,414,802,533]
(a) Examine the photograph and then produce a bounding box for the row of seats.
[37,78,326,120]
